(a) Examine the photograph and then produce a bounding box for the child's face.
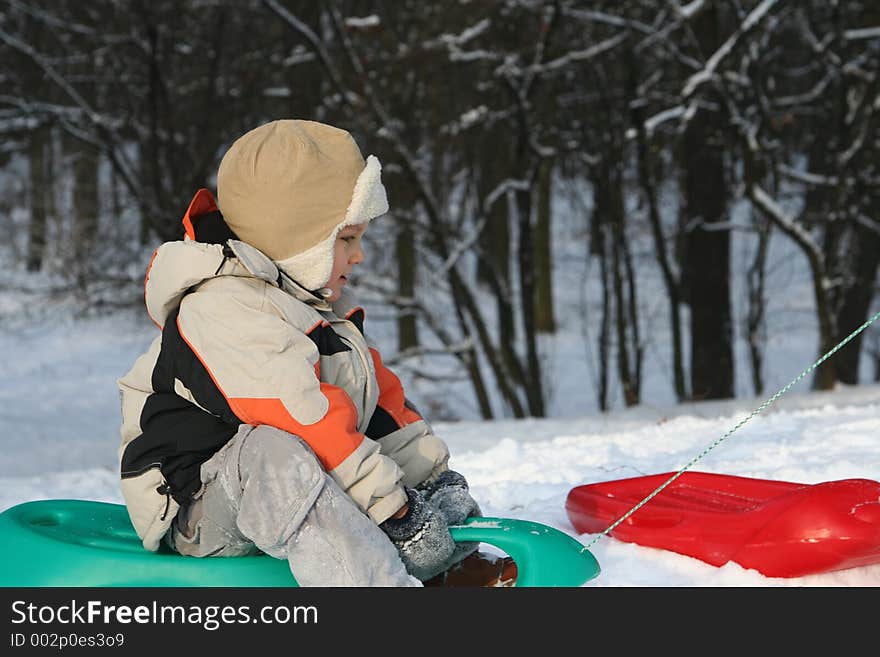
[324,223,368,301]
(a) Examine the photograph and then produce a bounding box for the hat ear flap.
[276,154,387,291]
[343,155,388,224]
[275,232,338,292]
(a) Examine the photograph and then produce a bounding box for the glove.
[379,488,456,581]
[419,470,482,565]
[419,470,482,526]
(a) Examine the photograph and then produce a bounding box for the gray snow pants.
[164,424,420,587]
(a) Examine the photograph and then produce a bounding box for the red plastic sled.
[566,471,880,578]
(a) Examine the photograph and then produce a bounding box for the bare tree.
[4,0,879,417]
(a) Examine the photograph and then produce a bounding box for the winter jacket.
[117,192,449,551]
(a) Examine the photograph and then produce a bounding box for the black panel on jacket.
[121,393,237,503]
[192,210,238,245]
[347,309,365,335]
[123,305,244,502]
[153,307,240,426]
[365,405,402,440]
[307,323,352,356]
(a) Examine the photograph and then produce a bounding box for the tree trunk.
[515,183,545,416]
[477,151,524,397]
[833,221,880,383]
[396,221,419,352]
[746,211,770,396]
[629,45,687,401]
[803,145,838,392]
[143,15,168,242]
[389,171,420,353]
[620,215,643,406]
[534,157,556,333]
[681,122,734,399]
[26,124,50,273]
[597,220,610,413]
[608,166,641,407]
[402,154,523,418]
[72,143,100,264]
[823,4,879,386]
[680,4,734,401]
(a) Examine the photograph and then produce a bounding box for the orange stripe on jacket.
[229,386,364,471]
[176,315,365,472]
[369,348,422,428]
[345,306,365,320]
[144,248,161,330]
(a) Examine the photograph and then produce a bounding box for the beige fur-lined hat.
[217,119,388,290]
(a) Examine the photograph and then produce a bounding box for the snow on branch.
[0,95,87,125]
[778,164,839,187]
[856,215,880,239]
[561,8,653,34]
[282,46,316,66]
[344,15,380,29]
[748,183,821,261]
[437,18,491,47]
[428,216,488,286]
[442,105,497,135]
[844,27,880,42]
[382,342,477,371]
[0,24,101,125]
[676,1,707,20]
[0,106,45,134]
[0,22,149,211]
[6,0,100,37]
[684,218,756,233]
[641,105,686,137]
[682,0,780,98]
[839,120,873,167]
[262,0,351,104]
[483,177,530,211]
[427,18,499,62]
[459,105,489,129]
[424,175,530,285]
[448,49,503,63]
[773,73,832,108]
[528,32,629,75]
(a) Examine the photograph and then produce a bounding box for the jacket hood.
[144,239,275,329]
[145,190,332,328]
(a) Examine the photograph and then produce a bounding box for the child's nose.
[350,245,364,264]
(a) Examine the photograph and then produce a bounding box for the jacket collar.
[227,239,332,310]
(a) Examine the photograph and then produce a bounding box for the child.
[117,119,480,586]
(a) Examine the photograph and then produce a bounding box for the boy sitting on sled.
[117,119,481,586]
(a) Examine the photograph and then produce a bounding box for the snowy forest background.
[2,0,880,422]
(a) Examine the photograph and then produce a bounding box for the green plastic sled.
[0,500,599,587]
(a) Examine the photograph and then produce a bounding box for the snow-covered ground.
[2,310,879,587]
